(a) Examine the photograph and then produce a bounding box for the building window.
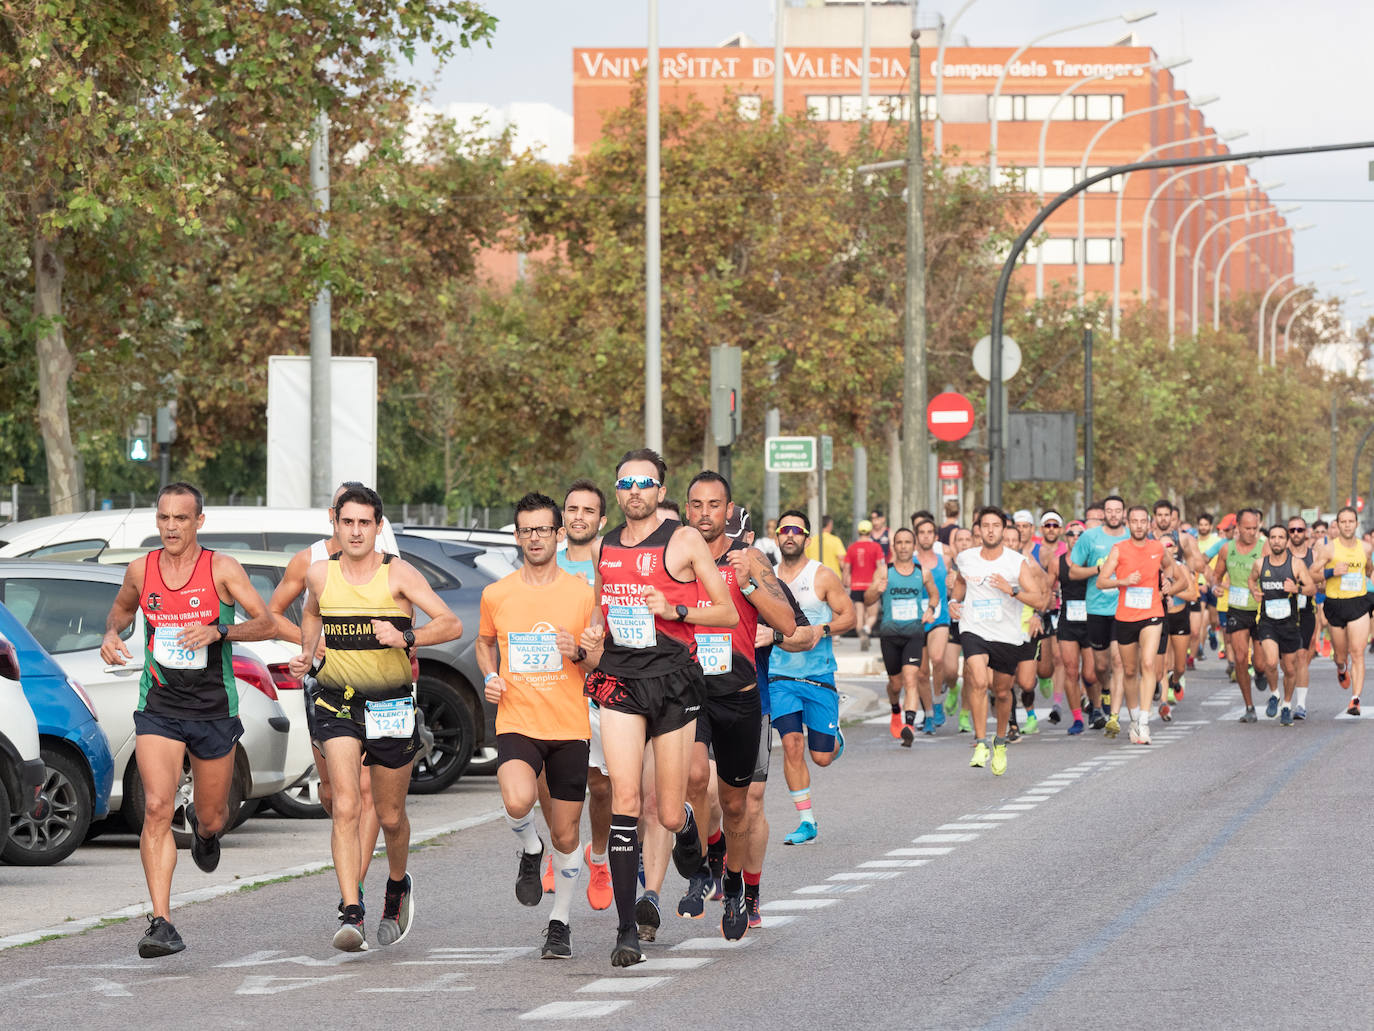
[805,94,935,122]
[997,166,1123,194]
[991,93,1124,122]
[1022,238,1122,265]
[737,95,761,121]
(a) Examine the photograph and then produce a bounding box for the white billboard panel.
[266,356,378,508]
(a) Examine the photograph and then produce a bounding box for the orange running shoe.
[889,710,903,739]
[542,854,554,894]
[585,845,613,911]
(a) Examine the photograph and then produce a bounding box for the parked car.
[394,524,520,580]
[0,634,47,849]
[0,561,291,845]
[0,607,114,865]
[0,507,398,561]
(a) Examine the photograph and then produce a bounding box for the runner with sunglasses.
[1247,524,1317,725]
[1049,519,1098,733]
[1308,506,1373,717]
[583,449,739,967]
[1286,517,1318,718]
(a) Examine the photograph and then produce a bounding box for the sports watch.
[403,629,417,648]
[674,604,690,622]
[216,624,229,641]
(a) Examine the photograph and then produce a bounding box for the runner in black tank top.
[1054,526,1102,733]
[1250,524,1316,725]
[1286,516,1319,719]
[585,450,739,968]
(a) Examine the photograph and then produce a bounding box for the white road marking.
[235,974,355,996]
[638,958,713,970]
[887,847,955,855]
[999,804,1037,811]
[762,915,798,927]
[521,1001,632,1019]
[577,977,671,994]
[937,822,1000,830]
[860,860,930,868]
[760,899,838,911]
[912,833,980,843]
[671,937,755,950]
[828,871,900,880]
[793,883,872,894]
[1013,796,1049,803]
[1026,786,1063,793]
[359,974,474,993]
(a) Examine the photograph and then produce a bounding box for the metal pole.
[900,17,929,522]
[764,0,783,522]
[853,444,868,535]
[933,0,979,155]
[987,138,1374,506]
[644,1,662,452]
[1083,327,1094,506]
[1331,396,1340,513]
[1215,223,1307,333]
[1350,421,1374,511]
[860,0,870,118]
[308,110,332,508]
[1256,272,1295,361]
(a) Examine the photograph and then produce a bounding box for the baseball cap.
[1040,510,1063,526]
[857,518,873,534]
[1218,512,1237,530]
[1013,509,1034,524]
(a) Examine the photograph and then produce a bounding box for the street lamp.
[1140,163,1233,302]
[1270,277,1357,365]
[1209,218,1307,332]
[1030,54,1192,298]
[1167,177,1283,348]
[1190,203,1302,331]
[1256,264,1347,359]
[1111,128,1246,335]
[1077,92,1217,299]
[1285,290,1366,358]
[932,0,981,155]
[987,9,1157,184]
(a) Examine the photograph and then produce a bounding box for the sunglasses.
[615,475,661,491]
[1288,527,1306,533]
[1042,521,1061,529]
[777,525,808,537]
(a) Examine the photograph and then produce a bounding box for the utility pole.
[1083,328,1094,505]
[1330,394,1339,512]
[763,0,784,523]
[644,0,662,452]
[899,14,929,522]
[309,111,332,508]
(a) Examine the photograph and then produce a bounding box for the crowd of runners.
[100,458,1370,967]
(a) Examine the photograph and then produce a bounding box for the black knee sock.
[608,814,640,932]
[677,802,697,844]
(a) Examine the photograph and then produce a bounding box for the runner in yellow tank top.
[1307,505,1374,715]
[291,485,463,953]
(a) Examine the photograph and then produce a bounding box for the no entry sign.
[926,392,975,442]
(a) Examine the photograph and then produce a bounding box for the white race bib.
[1124,586,1153,610]
[1297,594,1308,610]
[507,632,562,673]
[1065,599,1087,622]
[1228,585,1251,608]
[970,597,1000,623]
[1341,571,1364,594]
[1264,597,1292,620]
[364,696,415,739]
[695,633,731,675]
[607,605,656,649]
[891,596,922,622]
[152,626,207,670]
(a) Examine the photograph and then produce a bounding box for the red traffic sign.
[1347,496,1365,513]
[938,460,963,480]
[926,392,975,442]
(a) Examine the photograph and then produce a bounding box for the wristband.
[484,671,499,685]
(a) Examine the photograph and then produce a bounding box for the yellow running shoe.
[970,741,990,768]
[1105,713,1120,738]
[990,743,1008,776]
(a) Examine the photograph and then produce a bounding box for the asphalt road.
[3,654,1369,1030]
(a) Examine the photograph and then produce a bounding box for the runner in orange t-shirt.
[477,492,603,959]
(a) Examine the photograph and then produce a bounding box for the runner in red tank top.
[583,449,738,968]
[1097,505,1188,744]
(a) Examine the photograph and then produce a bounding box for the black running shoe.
[677,866,711,918]
[671,803,704,879]
[1090,708,1107,730]
[635,892,661,941]
[377,873,414,947]
[516,843,545,907]
[611,925,644,967]
[1006,724,1021,743]
[541,919,572,959]
[337,885,365,919]
[186,805,221,874]
[332,904,367,952]
[137,915,185,959]
[707,837,726,901]
[899,724,914,747]
[721,887,748,941]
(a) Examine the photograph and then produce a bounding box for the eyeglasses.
[615,475,661,491]
[777,525,808,537]
[516,526,557,539]
[1065,529,1082,537]
[1042,521,1061,529]
[1288,527,1306,533]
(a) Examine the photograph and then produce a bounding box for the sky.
[414,0,1374,321]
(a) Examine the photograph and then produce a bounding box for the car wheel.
[0,773,11,856]
[3,747,93,866]
[124,755,247,848]
[267,764,326,819]
[409,671,476,794]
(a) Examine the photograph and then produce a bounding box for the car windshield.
[0,577,131,654]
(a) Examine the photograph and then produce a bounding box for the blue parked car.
[0,602,113,865]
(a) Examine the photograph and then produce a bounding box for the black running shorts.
[133,711,243,762]
[1254,620,1303,655]
[496,734,590,801]
[750,715,772,784]
[880,633,924,676]
[1087,613,1115,651]
[1322,595,1369,629]
[585,665,705,738]
[693,688,762,788]
[312,685,420,770]
[1114,616,1163,647]
[1226,608,1259,634]
[960,632,1023,676]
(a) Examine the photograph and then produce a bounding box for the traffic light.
[156,403,177,445]
[710,345,742,447]
[128,415,152,462]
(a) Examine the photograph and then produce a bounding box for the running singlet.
[597,519,699,678]
[771,560,836,682]
[1070,526,1128,617]
[556,550,596,585]
[954,547,1028,645]
[1059,552,1088,624]
[1224,543,1262,612]
[1290,544,1314,610]
[1324,538,1368,599]
[1113,539,1165,622]
[694,539,759,696]
[878,562,926,636]
[316,554,413,697]
[139,548,236,719]
[844,539,884,591]
[1257,553,1298,625]
[920,550,951,628]
[479,568,595,739]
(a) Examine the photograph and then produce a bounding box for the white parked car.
[0,561,292,843]
[0,633,47,836]
[0,507,398,561]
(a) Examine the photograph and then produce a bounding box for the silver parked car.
[0,561,291,844]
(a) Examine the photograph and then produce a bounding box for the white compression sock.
[550,846,582,924]
[1295,687,1309,708]
[504,807,542,853]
